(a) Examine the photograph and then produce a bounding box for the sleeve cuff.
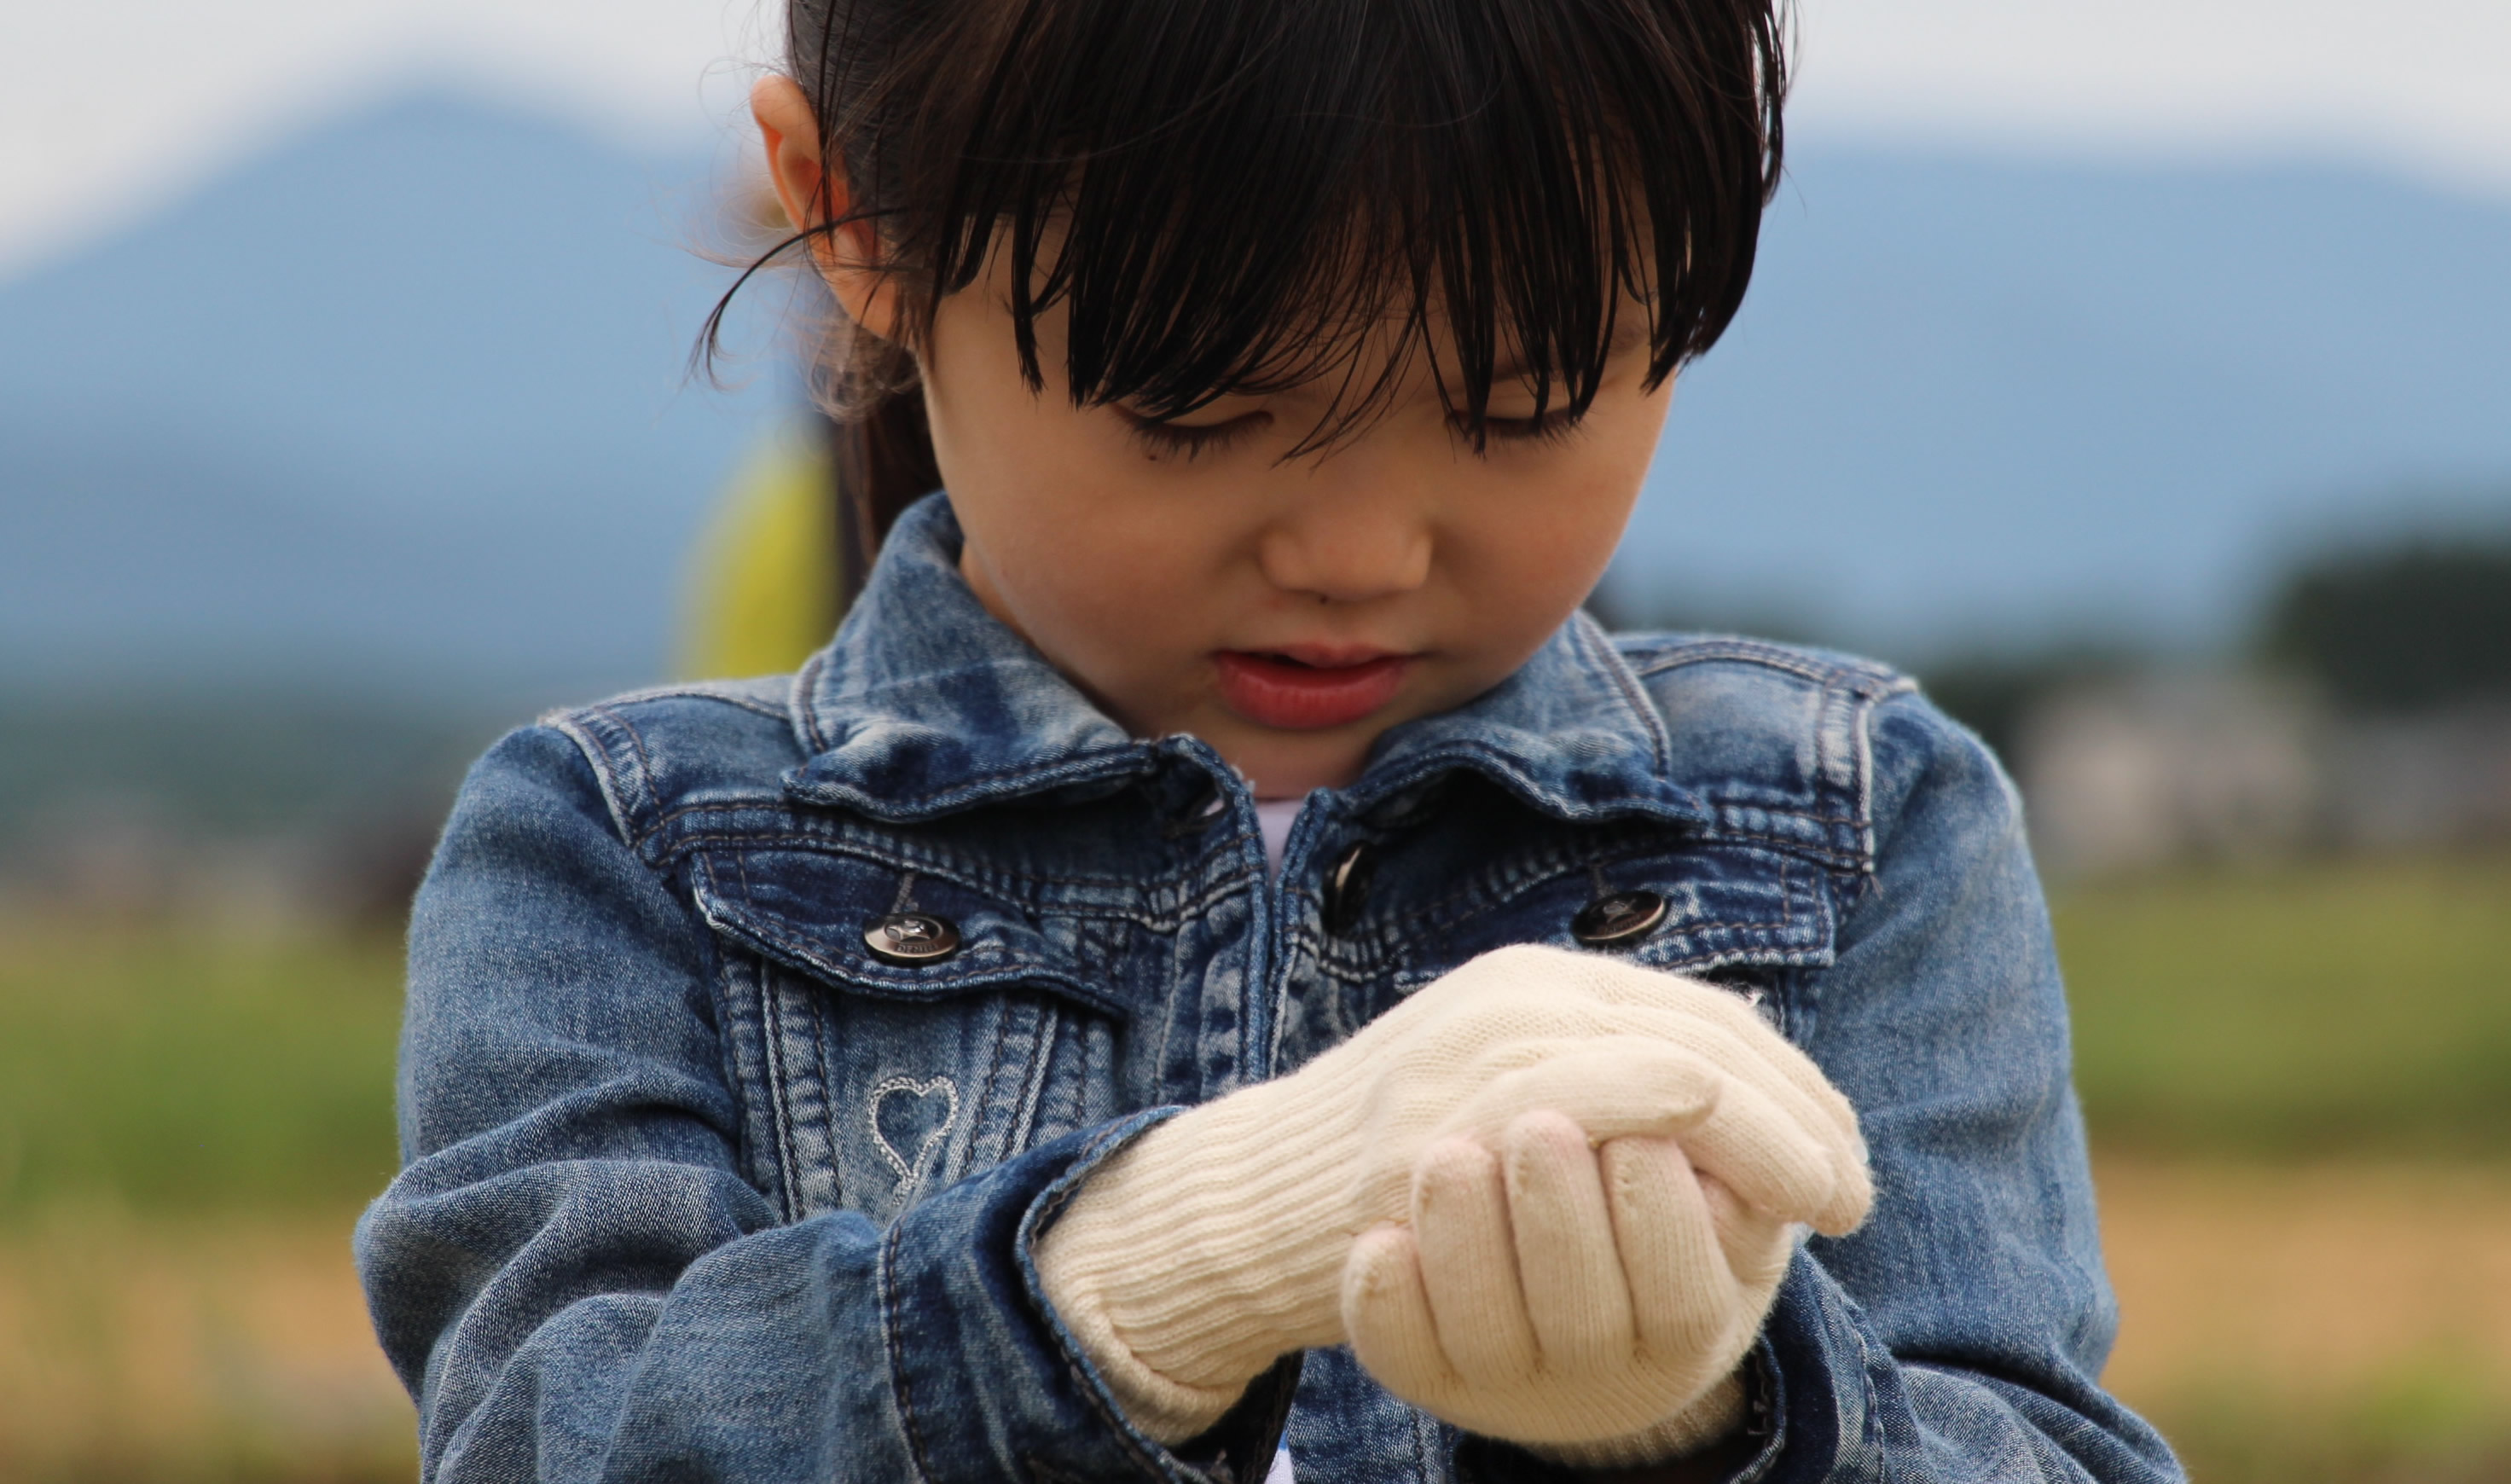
[1733,1246,1888,1484]
[880,1108,1293,1484]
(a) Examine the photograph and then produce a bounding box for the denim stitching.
[1386,832,1690,926]
[877,1221,942,1484]
[706,693,792,722]
[673,836,1256,935]
[594,706,666,825]
[1853,693,1884,874]
[792,752,1159,816]
[1025,1123,1192,1481]
[1578,614,1674,776]
[638,808,1257,895]
[1389,944,1838,989]
[1306,835,1849,984]
[548,718,643,849]
[700,932,780,1214]
[1628,638,1908,693]
[968,997,1018,1176]
[566,706,664,852]
[720,854,812,1220]
[757,959,805,1223]
[1812,681,1835,820]
[1335,914,1798,966]
[1348,742,1695,828]
[1335,913,1817,991]
[655,807,1852,882]
[555,685,790,724]
[1708,806,1871,826]
[1632,648,1839,686]
[708,905,1134,1016]
[1004,1000,1058,1159]
[1411,1405,1439,1484]
[794,650,836,754]
[1328,831,1825,948]
[645,789,1868,885]
[809,976,843,1212]
[867,1075,959,1198]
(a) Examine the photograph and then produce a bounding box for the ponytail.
[828,385,942,608]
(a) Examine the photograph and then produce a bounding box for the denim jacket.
[357,494,2180,1484]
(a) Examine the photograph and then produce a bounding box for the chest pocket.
[688,843,1133,1224]
[1289,838,1840,1070]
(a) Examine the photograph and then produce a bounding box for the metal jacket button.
[1322,841,1375,935]
[1572,890,1667,948]
[865,912,961,965]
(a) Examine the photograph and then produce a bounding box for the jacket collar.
[785,494,1707,829]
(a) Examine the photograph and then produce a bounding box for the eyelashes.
[1463,408,1584,449]
[1118,405,1584,460]
[1121,409,1269,461]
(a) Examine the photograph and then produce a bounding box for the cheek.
[952,449,1230,677]
[1450,455,1644,636]
[1020,518,1203,642]
[1496,391,1663,603]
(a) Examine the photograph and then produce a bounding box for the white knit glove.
[1342,1119,1809,1464]
[1032,945,1870,1446]
[1342,965,1870,1466]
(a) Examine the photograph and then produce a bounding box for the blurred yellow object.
[675,423,848,681]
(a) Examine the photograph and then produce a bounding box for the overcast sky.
[4,0,2508,277]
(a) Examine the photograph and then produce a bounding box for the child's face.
[923,253,1670,797]
[755,80,1667,797]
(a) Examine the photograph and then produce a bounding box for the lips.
[1214,648,1414,730]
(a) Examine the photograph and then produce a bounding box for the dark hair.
[713,0,1789,559]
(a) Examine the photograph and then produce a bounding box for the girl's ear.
[751,75,904,343]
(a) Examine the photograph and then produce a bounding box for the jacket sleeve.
[1743,693,2182,1484]
[353,724,1287,1484]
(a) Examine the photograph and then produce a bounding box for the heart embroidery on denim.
[869,1075,960,1191]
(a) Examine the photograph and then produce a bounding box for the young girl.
[357,1,2182,1481]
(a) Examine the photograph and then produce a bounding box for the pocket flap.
[1384,841,1837,991]
[687,845,1123,1015]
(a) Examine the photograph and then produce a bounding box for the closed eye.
[1120,408,1272,461]
[1453,407,1585,450]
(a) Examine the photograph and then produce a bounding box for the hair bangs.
[809,0,1783,449]
[724,0,1789,544]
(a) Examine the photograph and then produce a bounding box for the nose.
[1256,463,1435,605]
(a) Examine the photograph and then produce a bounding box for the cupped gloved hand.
[1340,971,1871,1466]
[1031,944,1869,1446]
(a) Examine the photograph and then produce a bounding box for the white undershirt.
[1256,797,1302,877]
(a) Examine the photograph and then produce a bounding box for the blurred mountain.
[1627,148,2511,655]
[0,90,777,696]
[2,91,2508,693]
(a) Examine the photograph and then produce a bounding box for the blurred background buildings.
[2,3,2508,1481]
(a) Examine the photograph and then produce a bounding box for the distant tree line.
[2260,539,2511,714]
[1924,525,2511,763]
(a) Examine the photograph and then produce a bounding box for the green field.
[2059,854,2511,1159]
[0,923,403,1220]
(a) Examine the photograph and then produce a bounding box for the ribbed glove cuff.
[1035,1080,1360,1441]
[1520,1371,1747,1470]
